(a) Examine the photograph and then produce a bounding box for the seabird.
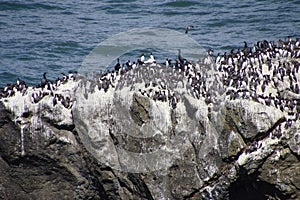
[61,73,68,82]
[178,49,186,65]
[68,70,74,80]
[125,60,132,70]
[138,53,145,65]
[31,93,37,103]
[216,53,221,64]
[132,62,137,69]
[41,72,48,88]
[141,53,145,62]
[203,49,214,65]
[166,58,172,67]
[53,94,58,106]
[16,78,20,86]
[185,25,194,34]
[114,58,121,71]
[208,49,214,56]
[243,41,250,55]
[144,53,156,64]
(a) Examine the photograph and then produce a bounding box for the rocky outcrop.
[0,42,300,199]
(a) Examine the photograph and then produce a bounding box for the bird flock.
[0,71,77,109]
[1,38,299,132]
[215,38,300,128]
[86,37,299,117]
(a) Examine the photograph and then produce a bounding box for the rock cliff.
[0,39,300,199]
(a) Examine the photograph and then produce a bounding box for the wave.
[0,2,63,11]
[161,1,200,8]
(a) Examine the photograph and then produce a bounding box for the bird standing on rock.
[138,53,145,65]
[203,49,215,65]
[114,58,121,71]
[166,58,172,67]
[243,41,251,55]
[178,49,186,65]
[41,72,48,88]
[144,53,156,64]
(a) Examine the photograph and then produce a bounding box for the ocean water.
[0,0,299,87]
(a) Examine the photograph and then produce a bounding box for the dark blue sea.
[1,0,299,87]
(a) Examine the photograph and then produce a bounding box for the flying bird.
[185,25,194,34]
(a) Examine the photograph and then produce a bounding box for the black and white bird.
[144,53,156,64]
[114,58,121,71]
[138,53,145,65]
[166,58,172,67]
[185,25,194,34]
[178,49,186,65]
[41,72,48,88]
[203,49,215,65]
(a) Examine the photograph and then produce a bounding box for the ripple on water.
[0,72,17,86]
[0,2,63,11]
[161,1,200,8]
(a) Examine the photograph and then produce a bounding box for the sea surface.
[0,0,300,87]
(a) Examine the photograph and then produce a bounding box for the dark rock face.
[0,103,101,199]
[130,94,151,126]
[0,102,161,200]
[229,171,289,200]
